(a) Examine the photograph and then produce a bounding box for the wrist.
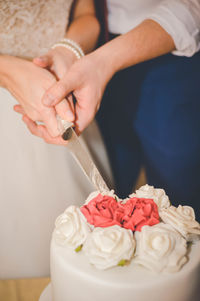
[99,37,130,73]
[51,46,78,64]
[91,49,116,82]
[51,38,84,60]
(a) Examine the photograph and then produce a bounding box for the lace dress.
[0,0,112,279]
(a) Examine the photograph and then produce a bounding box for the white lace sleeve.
[0,0,73,59]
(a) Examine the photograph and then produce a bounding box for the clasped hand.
[15,47,109,145]
[13,47,76,145]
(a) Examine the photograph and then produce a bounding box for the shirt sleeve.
[148,0,200,57]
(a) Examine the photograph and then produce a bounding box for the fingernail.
[44,94,55,106]
[34,57,43,63]
[37,56,47,61]
[65,110,74,122]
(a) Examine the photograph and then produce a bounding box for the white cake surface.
[49,187,200,301]
[39,283,52,301]
[51,239,200,301]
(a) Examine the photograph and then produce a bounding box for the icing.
[122,197,160,231]
[130,184,170,210]
[160,205,200,242]
[134,223,187,273]
[50,240,200,301]
[81,194,124,228]
[53,187,200,272]
[81,193,159,231]
[84,190,119,205]
[81,194,159,231]
[83,225,135,269]
[53,206,91,249]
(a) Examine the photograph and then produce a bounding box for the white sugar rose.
[160,205,200,242]
[130,184,170,210]
[85,190,120,205]
[83,225,135,269]
[134,223,187,273]
[53,206,91,249]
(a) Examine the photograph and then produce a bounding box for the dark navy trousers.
[96,52,200,221]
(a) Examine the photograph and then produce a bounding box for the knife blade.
[57,117,109,192]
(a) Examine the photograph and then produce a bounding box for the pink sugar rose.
[80,194,122,227]
[122,198,160,231]
[81,194,160,231]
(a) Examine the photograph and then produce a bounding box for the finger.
[22,115,44,138]
[21,105,60,137]
[13,104,25,115]
[22,115,62,144]
[38,125,68,145]
[42,74,76,107]
[23,113,70,145]
[75,103,96,134]
[23,115,67,145]
[41,108,60,137]
[55,98,75,122]
[33,55,52,68]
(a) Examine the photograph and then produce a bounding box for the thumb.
[33,55,52,68]
[42,74,76,107]
[55,98,75,123]
[75,103,96,134]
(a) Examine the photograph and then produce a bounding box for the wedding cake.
[48,185,200,301]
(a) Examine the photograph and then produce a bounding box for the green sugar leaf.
[75,244,83,253]
[118,259,127,266]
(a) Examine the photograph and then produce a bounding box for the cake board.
[39,283,52,301]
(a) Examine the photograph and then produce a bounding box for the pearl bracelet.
[61,38,85,57]
[51,38,84,59]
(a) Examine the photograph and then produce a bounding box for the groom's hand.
[33,46,77,80]
[33,46,77,123]
[42,53,111,134]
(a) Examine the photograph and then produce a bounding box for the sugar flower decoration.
[160,205,200,242]
[134,223,187,273]
[130,184,170,210]
[53,206,91,249]
[83,225,135,269]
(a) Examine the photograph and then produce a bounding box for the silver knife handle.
[57,116,73,134]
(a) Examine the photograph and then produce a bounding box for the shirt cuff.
[148,1,200,57]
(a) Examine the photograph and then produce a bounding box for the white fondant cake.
[51,239,200,301]
[49,185,200,301]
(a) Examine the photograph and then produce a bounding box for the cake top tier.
[53,185,200,273]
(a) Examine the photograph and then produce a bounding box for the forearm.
[65,14,100,54]
[92,19,175,78]
[66,0,100,54]
[0,54,13,88]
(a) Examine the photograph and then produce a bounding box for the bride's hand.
[33,46,77,80]
[33,46,77,122]
[11,47,79,146]
[2,55,64,137]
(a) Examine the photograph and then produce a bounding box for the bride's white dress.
[0,0,113,279]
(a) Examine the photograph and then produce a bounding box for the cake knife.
[57,117,109,192]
